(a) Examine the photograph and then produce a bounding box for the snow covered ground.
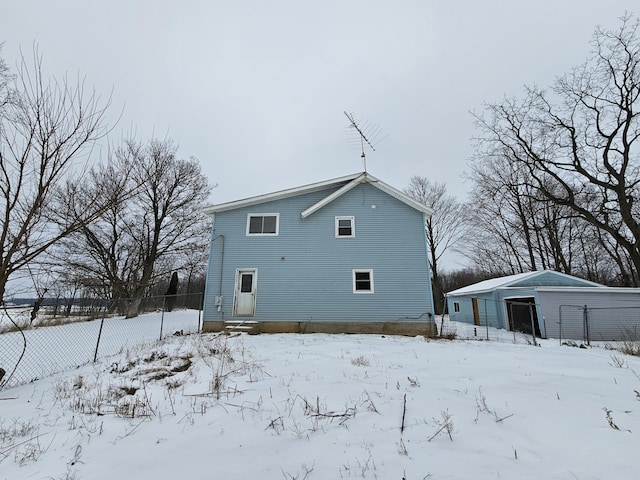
[1,320,639,479]
[0,309,202,388]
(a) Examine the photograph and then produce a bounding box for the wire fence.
[444,297,544,345]
[444,296,640,346]
[439,314,541,345]
[0,293,203,390]
[557,305,640,346]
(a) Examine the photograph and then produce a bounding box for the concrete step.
[224,320,260,334]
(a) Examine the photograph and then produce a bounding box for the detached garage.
[445,270,640,342]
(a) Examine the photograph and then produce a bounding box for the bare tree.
[60,138,213,317]
[467,154,570,273]
[472,14,640,285]
[465,157,540,274]
[0,44,12,110]
[404,176,466,312]
[439,268,492,296]
[0,48,112,304]
[465,144,623,283]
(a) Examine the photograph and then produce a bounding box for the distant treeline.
[4,298,99,307]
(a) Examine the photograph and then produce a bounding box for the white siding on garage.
[539,289,640,342]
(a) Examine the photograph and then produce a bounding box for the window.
[335,216,355,238]
[353,269,374,293]
[240,273,253,293]
[453,302,460,313]
[246,213,279,236]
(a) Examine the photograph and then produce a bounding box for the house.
[446,270,640,341]
[201,172,437,335]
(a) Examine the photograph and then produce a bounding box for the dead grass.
[618,340,640,357]
[612,327,640,357]
[0,418,47,465]
[351,355,370,367]
[439,329,457,340]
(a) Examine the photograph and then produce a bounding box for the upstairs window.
[247,213,279,236]
[335,216,355,238]
[353,269,374,293]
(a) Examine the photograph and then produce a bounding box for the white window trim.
[246,213,280,236]
[352,268,374,294]
[453,301,460,313]
[335,216,355,238]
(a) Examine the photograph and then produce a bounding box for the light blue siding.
[447,288,547,336]
[448,292,503,329]
[445,271,600,335]
[510,271,595,288]
[203,183,434,324]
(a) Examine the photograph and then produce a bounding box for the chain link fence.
[443,297,543,345]
[444,296,640,346]
[557,304,640,346]
[0,293,203,390]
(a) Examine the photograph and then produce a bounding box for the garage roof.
[447,270,604,296]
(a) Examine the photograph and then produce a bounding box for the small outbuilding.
[202,172,437,336]
[446,270,640,342]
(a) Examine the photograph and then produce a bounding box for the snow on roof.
[446,270,604,296]
[447,272,538,296]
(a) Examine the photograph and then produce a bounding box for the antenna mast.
[344,111,386,172]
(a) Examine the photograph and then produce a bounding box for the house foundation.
[202,320,437,337]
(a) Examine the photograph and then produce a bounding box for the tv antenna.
[344,111,386,172]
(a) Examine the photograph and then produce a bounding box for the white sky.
[1,1,638,203]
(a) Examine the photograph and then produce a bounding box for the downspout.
[422,212,435,321]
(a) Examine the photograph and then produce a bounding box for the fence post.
[583,305,590,346]
[509,303,516,342]
[528,303,538,346]
[159,296,166,341]
[558,305,563,346]
[94,310,107,362]
[483,299,488,340]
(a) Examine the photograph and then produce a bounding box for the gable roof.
[446,270,604,296]
[204,172,434,217]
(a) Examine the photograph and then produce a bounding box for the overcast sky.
[1,1,638,204]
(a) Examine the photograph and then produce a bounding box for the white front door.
[233,269,257,316]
